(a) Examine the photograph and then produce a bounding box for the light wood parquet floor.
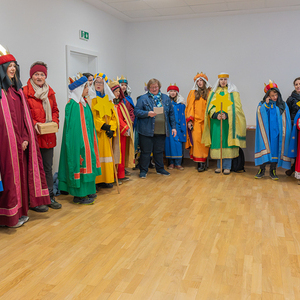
[1,160,300,300]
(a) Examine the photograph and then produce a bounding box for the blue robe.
[165,101,187,159]
[255,101,291,168]
[124,95,136,128]
[288,109,300,158]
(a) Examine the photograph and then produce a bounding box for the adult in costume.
[23,61,61,211]
[58,74,101,204]
[186,73,211,172]
[0,45,50,227]
[91,73,121,188]
[202,73,246,175]
[134,78,177,178]
[83,72,94,107]
[109,79,135,181]
[255,80,291,180]
[165,84,186,170]
[285,77,300,176]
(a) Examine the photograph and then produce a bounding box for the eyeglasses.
[95,81,104,85]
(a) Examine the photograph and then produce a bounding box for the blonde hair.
[147,78,161,91]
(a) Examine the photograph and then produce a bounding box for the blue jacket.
[134,92,176,137]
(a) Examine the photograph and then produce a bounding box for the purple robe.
[0,87,50,227]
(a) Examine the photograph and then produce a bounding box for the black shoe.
[48,197,62,209]
[197,162,207,172]
[30,205,49,212]
[156,169,170,176]
[270,169,279,180]
[255,168,265,179]
[97,183,113,188]
[87,193,97,199]
[125,170,131,176]
[120,177,130,181]
[73,196,94,205]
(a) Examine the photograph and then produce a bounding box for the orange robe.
[185,90,210,162]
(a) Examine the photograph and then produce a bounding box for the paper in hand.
[154,107,164,114]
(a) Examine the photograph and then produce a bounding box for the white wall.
[125,10,300,162]
[1,0,127,172]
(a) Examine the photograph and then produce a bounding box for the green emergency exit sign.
[79,30,89,41]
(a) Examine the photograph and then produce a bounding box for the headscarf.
[0,60,22,99]
[89,73,115,102]
[68,76,88,107]
[261,87,285,115]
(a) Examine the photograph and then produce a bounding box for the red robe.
[0,88,50,227]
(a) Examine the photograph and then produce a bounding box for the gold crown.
[194,72,208,82]
[108,78,120,89]
[68,72,83,85]
[0,44,10,56]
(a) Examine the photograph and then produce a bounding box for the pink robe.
[0,87,50,227]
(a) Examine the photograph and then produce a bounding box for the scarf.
[96,90,105,98]
[149,91,162,107]
[30,78,52,122]
[291,90,300,102]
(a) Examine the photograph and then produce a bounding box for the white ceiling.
[84,0,300,22]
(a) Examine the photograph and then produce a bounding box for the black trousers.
[40,148,54,197]
[139,134,166,174]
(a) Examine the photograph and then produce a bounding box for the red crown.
[264,80,278,93]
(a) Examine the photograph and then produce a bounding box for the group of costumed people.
[2,43,300,228]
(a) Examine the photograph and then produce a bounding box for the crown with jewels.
[264,79,278,93]
[118,75,128,84]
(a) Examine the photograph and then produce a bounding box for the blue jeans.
[169,158,182,166]
[217,159,232,170]
[139,134,166,174]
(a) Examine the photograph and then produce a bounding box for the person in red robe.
[108,79,135,181]
[0,46,50,228]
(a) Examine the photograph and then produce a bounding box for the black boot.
[197,162,207,172]
[285,163,295,176]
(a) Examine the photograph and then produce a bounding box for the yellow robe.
[202,87,246,159]
[185,89,210,162]
[92,95,121,184]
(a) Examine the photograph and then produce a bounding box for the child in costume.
[90,73,121,188]
[165,84,186,170]
[118,75,135,125]
[255,80,291,180]
[58,74,101,204]
[109,79,134,181]
[202,73,246,175]
[186,73,211,172]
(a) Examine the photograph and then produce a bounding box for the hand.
[35,123,41,134]
[217,113,222,120]
[172,129,177,137]
[126,128,131,136]
[148,111,157,117]
[22,141,28,151]
[101,123,111,131]
[105,130,114,138]
[221,113,227,120]
[187,121,193,130]
[266,96,270,104]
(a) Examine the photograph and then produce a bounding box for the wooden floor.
[1,160,300,300]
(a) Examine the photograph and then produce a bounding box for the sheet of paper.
[154,107,164,114]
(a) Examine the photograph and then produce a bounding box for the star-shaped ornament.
[211,92,233,113]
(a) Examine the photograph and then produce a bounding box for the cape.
[202,87,246,158]
[58,99,101,195]
[0,89,50,216]
[165,101,186,158]
[255,101,291,168]
[288,109,300,158]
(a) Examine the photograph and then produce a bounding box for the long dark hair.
[194,85,209,100]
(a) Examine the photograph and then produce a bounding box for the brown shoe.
[224,169,230,175]
[168,164,174,170]
[175,165,184,170]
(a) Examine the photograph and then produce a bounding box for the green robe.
[58,99,101,197]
